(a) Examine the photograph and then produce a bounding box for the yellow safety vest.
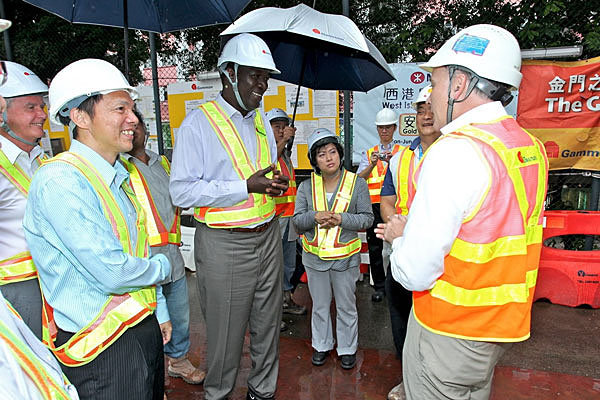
[365,144,401,203]
[193,101,275,228]
[40,152,157,366]
[274,156,296,218]
[302,170,361,260]
[0,302,73,399]
[0,149,45,285]
[120,155,181,246]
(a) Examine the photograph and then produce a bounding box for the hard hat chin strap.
[446,66,479,125]
[1,111,40,146]
[220,63,249,112]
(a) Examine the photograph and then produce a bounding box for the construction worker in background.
[169,33,289,400]
[0,60,49,339]
[376,24,549,399]
[23,58,172,399]
[357,108,401,302]
[378,85,441,400]
[0,18,79,399]
[266,107,307,333]
[121,109,206,385]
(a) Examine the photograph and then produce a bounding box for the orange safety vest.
[1,302,73,399]
[193,101,275,228]
[120,155,181,246]
[274,155,296,218]
[413,116,549,342]
[0,149,46,284]
[365,144,401,204]
[302,170,362,259]
[39,152,157,366]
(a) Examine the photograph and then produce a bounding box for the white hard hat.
[0,19,11,32]
[218,33,280,74]
[307,128,338,154]
[420,24,522,90]
[412,85,432,110]
[0,61,48,98]
[375,108,398,126]
[266,107,290,124]
[49,58,137,126]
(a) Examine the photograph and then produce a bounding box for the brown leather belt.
[228,219,273,233]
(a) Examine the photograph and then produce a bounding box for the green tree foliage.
[1,0,149,84]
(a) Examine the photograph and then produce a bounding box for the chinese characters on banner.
[352,63,430,164]
[517,56,600,170]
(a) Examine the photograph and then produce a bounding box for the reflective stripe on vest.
[365,144,401,203]
[0,251,37,285]
[393,147,416,216]
[193,101,275,228]
[413,116,549,342]
[0,150,46,283]
[302,170,361,259]
[0,316,72,399]
[40,152,156,366]
[274,156,296,218]
[121,155,181,246]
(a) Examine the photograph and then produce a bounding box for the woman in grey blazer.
[293,128,373,370]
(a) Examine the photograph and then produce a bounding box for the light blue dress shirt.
[169,94,278,227]
[23,140,170,333]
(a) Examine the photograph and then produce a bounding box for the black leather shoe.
[340,353,356,369]
[371,290,385,302]
[280,320,288,332]
[311,350,329,366]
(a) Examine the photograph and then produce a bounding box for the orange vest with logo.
[193,101,275,228]
[366,144,401,204]
[274,155,296,218]
[40,152,157,366]
[413,116,549,342]
[121,155,181,246]
[0,150,46,284]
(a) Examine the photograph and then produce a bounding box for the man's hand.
[369,151,379,165]
[282,126,296,143]
[160,321,172,345]
[247,164,289,196]
[268,167,290,196]
[375,214,407,243]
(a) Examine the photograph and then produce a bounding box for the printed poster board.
[517,56,600,170]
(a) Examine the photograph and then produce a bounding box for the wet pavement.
[165,271,600,399]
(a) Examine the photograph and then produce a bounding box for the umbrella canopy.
[23,0,252,33]
[220,3,395,92]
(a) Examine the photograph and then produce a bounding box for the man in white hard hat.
[23,58,172,399]
[265,107,307,331]
[170,33,289,400]
[357,107,401,302]
[376,25,549,399]
[0,61,49,340]
[0,18,80,400]
[378,85,441,400]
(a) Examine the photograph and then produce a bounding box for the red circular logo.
[517,151,524,163]
[262,49,267,54]
[24,72,30,76]
[191,83,197,90]
[312,28,321,34]
[410,72,425,84]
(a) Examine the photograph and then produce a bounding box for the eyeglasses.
[0,61,6,86]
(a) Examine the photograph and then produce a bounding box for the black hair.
[309,138,344,174]
[57,94,104,139]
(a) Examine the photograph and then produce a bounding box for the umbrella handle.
[286,52,307,152]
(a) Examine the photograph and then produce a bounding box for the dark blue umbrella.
[23,0,251,33]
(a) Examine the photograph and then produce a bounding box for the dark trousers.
[385,265,413,358]
[366,203,385,291]
[57,314,164,400]
[0,279,43,339]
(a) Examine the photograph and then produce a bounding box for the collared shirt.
[169,94,278,228]
[122,149,185,283]
[356,140,398,174]
[23,140,170,333]
[390,102,505,291]
[0,292,79,399]
[0,136,43,260]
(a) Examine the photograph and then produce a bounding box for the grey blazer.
[293,170,374,272]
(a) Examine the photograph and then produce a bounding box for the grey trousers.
[195,222,283,400]
[305,266,359,355]
[403,310,511,400]
[0,279,43,339]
